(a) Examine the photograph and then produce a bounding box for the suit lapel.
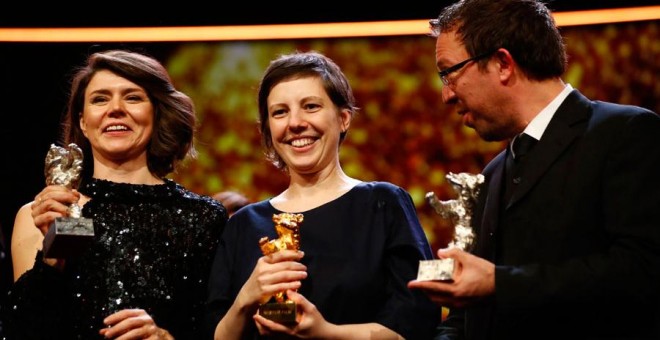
[475,151,505,259]
[506,90,592,209]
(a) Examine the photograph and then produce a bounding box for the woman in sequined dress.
[5,50,228,339]
[205,51,439,339]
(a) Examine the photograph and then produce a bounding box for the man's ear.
[494,48,515,82]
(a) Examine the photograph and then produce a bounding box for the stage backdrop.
[160,20,658,250]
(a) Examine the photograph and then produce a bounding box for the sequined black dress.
[4,178,227,339]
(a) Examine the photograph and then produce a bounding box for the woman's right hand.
[213,250,307,340]
[31,185,81,236]
[236,250,307,312]
[11,185,80,278]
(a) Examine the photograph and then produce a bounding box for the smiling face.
[79,69,155,166]
[267,76,351,176]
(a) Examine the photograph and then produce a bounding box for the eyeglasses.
[438,50,496,86]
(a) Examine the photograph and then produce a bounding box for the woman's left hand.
[254,289,332,339]
[99,308,173,340]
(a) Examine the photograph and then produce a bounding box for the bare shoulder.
[13,202,37,231]
[11,202,43,281]
[12,202,43,248]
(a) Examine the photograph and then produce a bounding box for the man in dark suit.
[408,0,660,339]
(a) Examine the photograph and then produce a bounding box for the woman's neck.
[92,163,163,185]
[272,168,361,212]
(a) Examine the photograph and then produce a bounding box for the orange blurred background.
[164,20,658,250]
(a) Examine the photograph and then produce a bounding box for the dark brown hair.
[430,0,567,81]
[61,49,196,179]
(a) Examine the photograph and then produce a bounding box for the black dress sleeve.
[3,251,73,339]
[371,183,441,339]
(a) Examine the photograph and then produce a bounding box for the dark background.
[0,1,654,333]
[0,1,652,27]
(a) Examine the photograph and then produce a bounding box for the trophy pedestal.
[43,217,94,258]
[417,259,455,281]
[258,300,299,324]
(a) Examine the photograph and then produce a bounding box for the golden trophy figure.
[42,143,95,258]
[257,212,304,324]
[417,172,484,281]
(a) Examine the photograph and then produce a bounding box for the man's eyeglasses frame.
[438,49,497,86]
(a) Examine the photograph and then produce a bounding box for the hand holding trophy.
[257,212,304,324]
[417,172,484,281]
[42,143,95,258]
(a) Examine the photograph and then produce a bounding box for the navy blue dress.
[205,181,440,339]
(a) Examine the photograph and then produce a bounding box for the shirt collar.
[523,83,573,141]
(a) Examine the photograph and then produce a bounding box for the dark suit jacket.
[437,90,660,340]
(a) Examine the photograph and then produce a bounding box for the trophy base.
[417,259,455,281]
[43,217,95,258]
[258,301,299,324]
